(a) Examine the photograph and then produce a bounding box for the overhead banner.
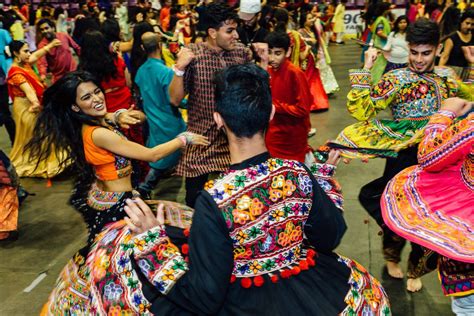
[344,8,406,34]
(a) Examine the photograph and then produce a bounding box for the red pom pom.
[241,277,252,288]
[184,256,189,263]
[253,275,264,287]
[230,275,237,283]
[271,275,279,283]
[183,229,190,237]
[181,243,189,255]
[291,266,301,276]
[307,249,316,259]
[280,270,291,279]
[299,260,309,271]
[307,257,316,267]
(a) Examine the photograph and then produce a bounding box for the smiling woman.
[22,71,209,315]
[73,82,108,116]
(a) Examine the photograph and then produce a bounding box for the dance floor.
[0,42,452,315]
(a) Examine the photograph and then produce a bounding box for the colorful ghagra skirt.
[329,118,429,159]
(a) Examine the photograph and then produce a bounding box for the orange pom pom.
[291,266,301,276]
[181,243,189,255]
[183,229,190,237]
[253,276,264,287]
[299,260,309,271]
[241,277,252,288]
[230,275,237,283]
[280,270,291,279]
[271,275,279,283]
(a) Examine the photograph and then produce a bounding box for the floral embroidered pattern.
[307,158,344,211]
[339,256,391,315]
[206,158,314,279]
[335,67,465,160]
[132,231,188,295]
[418,112,473,172]
[88,221,187,314]
[370,68,458,120]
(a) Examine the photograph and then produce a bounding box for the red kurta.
[266,60,312,163]
[101,56,132,113]
[37,33,80,83]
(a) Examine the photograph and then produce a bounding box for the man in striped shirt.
[169,3,253,207]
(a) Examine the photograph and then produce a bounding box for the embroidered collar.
[229,152,271,171]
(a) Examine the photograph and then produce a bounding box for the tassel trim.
[232,248,317,288]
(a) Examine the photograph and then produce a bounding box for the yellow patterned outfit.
[331,67,473,159]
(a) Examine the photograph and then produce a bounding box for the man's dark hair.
[265,31,290,52]
[37,18,55,28]
[215,64,272,138]
[198,3,238,35]
[406,18,440,46]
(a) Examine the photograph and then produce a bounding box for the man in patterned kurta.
[331,19,473,292]
[169,3,252,207]
[119,64,391,316]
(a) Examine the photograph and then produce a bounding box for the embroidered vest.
[206,158,316,287]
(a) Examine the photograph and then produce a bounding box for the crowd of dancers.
[0,0,473,315]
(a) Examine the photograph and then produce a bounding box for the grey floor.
[0,43,453,315]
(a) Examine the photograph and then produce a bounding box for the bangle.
[177,135,187,147]
[113,109,128,125]
[172,65,185,77]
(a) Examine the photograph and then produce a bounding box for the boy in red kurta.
[265,32,313,163]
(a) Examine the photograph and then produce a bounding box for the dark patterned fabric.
[177,43,252,177]
[438,257,474,296]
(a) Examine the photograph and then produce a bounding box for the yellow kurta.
[332,4,345,33]
[331,67,474,159]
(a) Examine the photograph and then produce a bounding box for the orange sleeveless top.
[82,125,132,181]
